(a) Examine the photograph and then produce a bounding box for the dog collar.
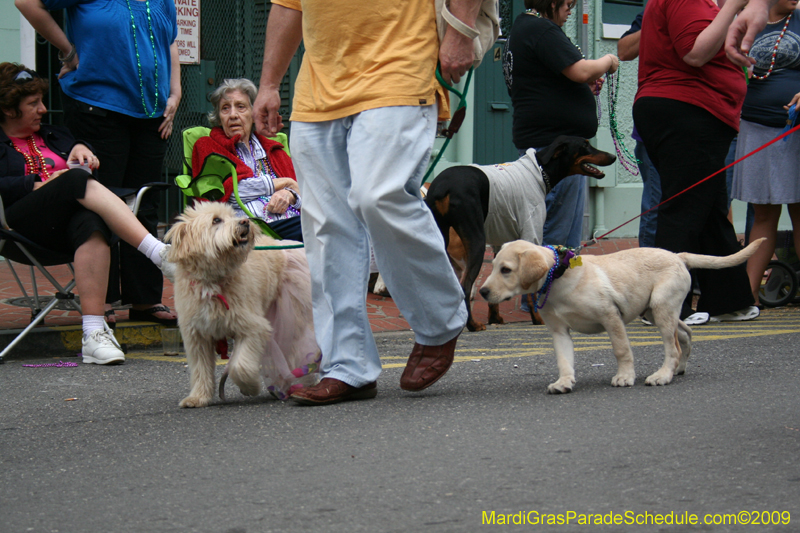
[534,245,581,311]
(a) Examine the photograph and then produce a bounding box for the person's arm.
[159,42,182,139]
[15,0,78,77]
[683,0,749,67]
[561,54,619,84]
[725,0,778,67]
[617,30,641,61]
[438,0,482,85]
[254,4,303,138]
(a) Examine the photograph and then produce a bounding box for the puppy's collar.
[534,245,581,311]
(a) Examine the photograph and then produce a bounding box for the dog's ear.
[163,218,190,262]
[518,249,549,292]
[535,135,569,165]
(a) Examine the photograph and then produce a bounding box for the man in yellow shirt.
[255,0,481,405]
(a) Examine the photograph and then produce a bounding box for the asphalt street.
[2,308,799,532]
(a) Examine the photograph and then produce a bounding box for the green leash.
[421,66,474,186]
[255,243,304,250]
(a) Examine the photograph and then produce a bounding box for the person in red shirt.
[633,0,759,325]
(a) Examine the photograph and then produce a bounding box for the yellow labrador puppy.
[479,239,764,393]
[165,203,319,408]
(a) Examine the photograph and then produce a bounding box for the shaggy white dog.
[165,203,319,408]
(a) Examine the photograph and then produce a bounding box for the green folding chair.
[174,126,292,240]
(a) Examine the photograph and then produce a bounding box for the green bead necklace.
[605,70,639,175]
[126,0,159,118]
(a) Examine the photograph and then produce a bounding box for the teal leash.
[421,66,474,186]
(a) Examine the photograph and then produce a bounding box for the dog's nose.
[479,287,489,299]
[239,219,250,234]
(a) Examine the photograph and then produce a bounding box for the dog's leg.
[227,331,269,397]
[547,325,577,393]
[487,302,504,325]
[523,294,544,326]
[675,321,692,375]
[606,318,636,387]
[644,306,691,385]
[179,332,217,408]
[462,235,488,332]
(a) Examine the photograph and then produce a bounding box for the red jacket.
[191,127,296,203]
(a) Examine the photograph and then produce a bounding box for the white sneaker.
[684,312,710,326]
[159,244,176,282]
[710,305,760,322]
[82,326,125,365]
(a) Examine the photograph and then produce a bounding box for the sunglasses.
[14,70,39,84]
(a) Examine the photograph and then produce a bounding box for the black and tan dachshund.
[425,136,616,331]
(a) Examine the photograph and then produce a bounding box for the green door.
[472,0,525,165]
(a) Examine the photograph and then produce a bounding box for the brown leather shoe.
[290,378,377,406]
[400,333,460,391]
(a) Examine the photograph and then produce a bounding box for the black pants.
[633,97,754,318]
[63,95,166,306]
[6,170,112,254]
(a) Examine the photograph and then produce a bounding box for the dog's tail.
[679,237,765,270]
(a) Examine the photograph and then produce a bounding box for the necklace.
[12,136,52,181]
[752,12,793,80]
[126,0,159,118]
[604,71,640,176]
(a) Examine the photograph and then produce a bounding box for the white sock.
[137,234,165,267]
[82,315,105,337]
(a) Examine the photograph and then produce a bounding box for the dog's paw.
[547,377,575,394]
[611,373,635,387]
[179,395,211,408]
[237,381,261,397]
[644,370,673,386]
[467,319,486,332]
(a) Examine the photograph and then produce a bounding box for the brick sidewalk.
[0,238,640,335]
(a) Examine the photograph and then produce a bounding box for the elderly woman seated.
[192,78,302,241]
[0,63,173,365]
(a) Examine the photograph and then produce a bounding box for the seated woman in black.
[0,63,173,365]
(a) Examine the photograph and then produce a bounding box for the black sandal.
[128,305,178,326]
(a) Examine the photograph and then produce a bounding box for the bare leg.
[79,179,175,319]
[746,203,781,303]
[73,232,111,316]
[78,179,149,248]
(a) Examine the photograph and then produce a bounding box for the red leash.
[581,123,800,249]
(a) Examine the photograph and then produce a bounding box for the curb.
[0,322,171,361]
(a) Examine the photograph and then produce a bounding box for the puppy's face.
[479,241,551,304]
[164,202,259,278]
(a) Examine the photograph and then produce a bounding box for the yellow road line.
[125,320,800,366]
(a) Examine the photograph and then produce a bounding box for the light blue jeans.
[290,106,468,388]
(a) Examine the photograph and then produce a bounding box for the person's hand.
[785,91,800,110]
[439,26,475,85]
[58,54,78,79]
[725,0,769,68]
[159,93,181,139]
[607,54,620,74]
[266,188,294,214]
[592,77,605,95]
[254,86,284,137]
[67,144,99,170]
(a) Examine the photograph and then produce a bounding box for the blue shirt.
[43,0,177,119]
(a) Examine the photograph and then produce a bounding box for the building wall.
[1,4,22,64]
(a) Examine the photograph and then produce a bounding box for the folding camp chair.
[174,126,292,239]
[0,183,170,363]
